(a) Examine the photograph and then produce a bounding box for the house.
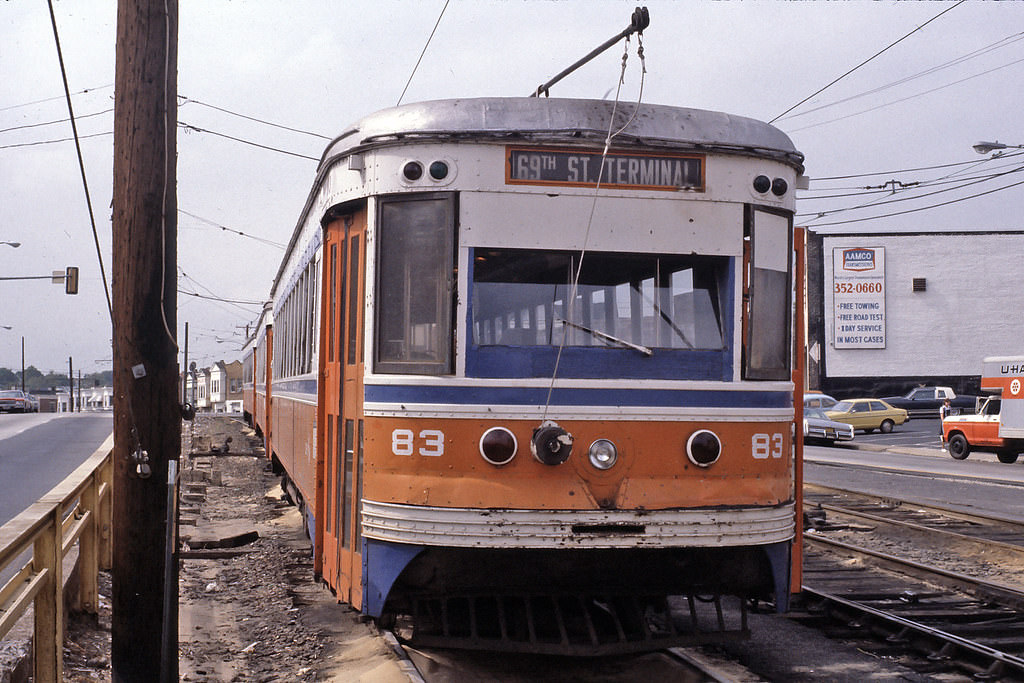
[182,360,243,413]
[209,360,243,413]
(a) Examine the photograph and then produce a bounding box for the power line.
[799,163,1021,200]
[178,209,287,249]
[800,161,1024,221]
[398,0,451,106]
[769,0,966,124]
[803,151,1024,184]
[178,269,264,305]
[177,289,264,307]
[179,121,319,161]
[1,122,318,160]
[0,131,111,150]
[776,31,1024,123]
[786,54,1024,134]
[802,175,1024,228]
[0,84,112,113]
[46,0,113,321]
[178,96,331,139]
[0,108,113,134]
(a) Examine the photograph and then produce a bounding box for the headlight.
[479,427,517,466]
[531,421,573,466]
[686,430,721,467]
[587,439,618,470]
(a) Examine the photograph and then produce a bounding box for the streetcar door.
[318,208,366,607]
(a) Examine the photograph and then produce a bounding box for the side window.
[375,193,455,375]
[744,207,792,380]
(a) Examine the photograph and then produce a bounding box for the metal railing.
[0,434,113,681]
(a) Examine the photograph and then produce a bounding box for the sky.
[1,0,1023,375]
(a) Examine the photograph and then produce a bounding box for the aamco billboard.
[833,247,885,349]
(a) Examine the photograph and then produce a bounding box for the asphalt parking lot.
[841,414,945,450]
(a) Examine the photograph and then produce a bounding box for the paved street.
[0,412,113,526]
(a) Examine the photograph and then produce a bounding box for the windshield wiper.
[557,319,653,357]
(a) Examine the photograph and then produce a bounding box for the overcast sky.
[2,0,1022,375]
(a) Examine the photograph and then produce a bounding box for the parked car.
[27,394,40,412]
[804,392,839,410]
[0,389,33,413]
[803,407,855,445]
[882,386,980,420]
[826,398,908,433]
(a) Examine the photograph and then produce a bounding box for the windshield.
[805,407,827,420]
[471,248,726,352]
[831,401,853,412]
[0,390,20,398]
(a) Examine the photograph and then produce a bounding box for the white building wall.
[822,232,1024,380]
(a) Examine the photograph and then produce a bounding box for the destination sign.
[506,146,704,191]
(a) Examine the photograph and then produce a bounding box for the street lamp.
[973,141,1024,155]
[0,242,20,248]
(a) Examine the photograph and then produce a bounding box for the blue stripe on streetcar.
[364,384,791,408]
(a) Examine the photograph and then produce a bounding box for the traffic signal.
[65,266,79,295]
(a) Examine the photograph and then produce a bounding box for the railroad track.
[385,630,762,681]
[804,483,1024,550]
[799,483,1024,680]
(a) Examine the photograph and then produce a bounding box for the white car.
[803,407,855,445]
[0,389,32,413]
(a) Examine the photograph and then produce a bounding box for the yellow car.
[825,398,908,434]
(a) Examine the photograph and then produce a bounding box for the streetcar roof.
[319,97,804,172]
[270,97,804,300]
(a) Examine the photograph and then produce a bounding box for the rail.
[0,434,113,681]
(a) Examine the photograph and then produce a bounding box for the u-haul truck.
[942,356,1024,463]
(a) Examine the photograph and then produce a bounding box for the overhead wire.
[397,0,451,106]
[769,0,966,124]
[178,290,265,307]
[178,209,287,249]
[0,84,112,113]
[803,152,1024,183]
[0,108,112,134]
[776,31,1024,123]
[45,0,113,320]
[543,31,647,418]
[785,54,1024,134]
[178,96,331,139]
[178,121,320,161]
[0,131,111,150]
[178,270,265,308]
[800,161,1024,223]
[800,152,1024,198]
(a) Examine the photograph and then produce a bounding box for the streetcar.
[243,96,805,653]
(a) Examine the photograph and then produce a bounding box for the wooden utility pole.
[111,1,179,681]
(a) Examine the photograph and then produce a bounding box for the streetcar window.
[375,194,455,374]
[272,256,319,379]
[744,209,791,381]
[471,249,725,351]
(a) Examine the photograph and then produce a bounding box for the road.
[0,412,113,527]
[805,415,1024,521]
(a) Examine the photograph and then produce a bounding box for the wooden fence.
[0,434,113,681]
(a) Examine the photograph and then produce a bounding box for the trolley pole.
[111,1,180,681]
